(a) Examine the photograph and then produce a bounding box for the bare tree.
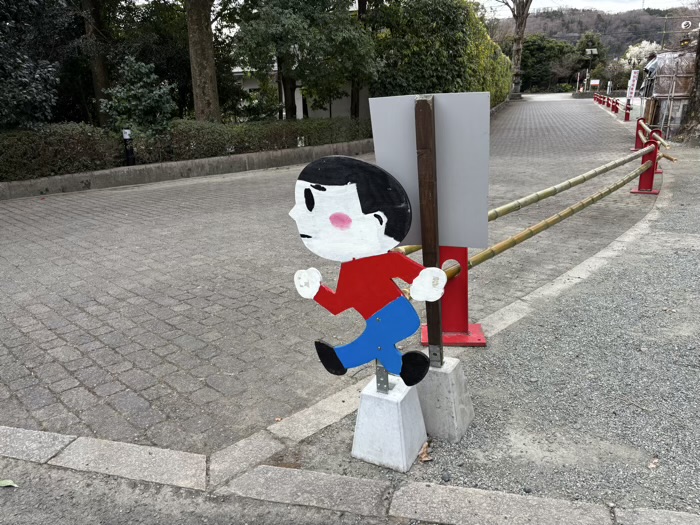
[185,0,221,121]
[495,0,534,99]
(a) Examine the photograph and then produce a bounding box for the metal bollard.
[420,246,485,348]
[122,129,135,166]
[624,103,632,122]
[606,97,612,108]
[631,140,660,195]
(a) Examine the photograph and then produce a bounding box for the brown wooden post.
[415,95,444,367]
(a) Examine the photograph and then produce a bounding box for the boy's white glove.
[410,267,447,302]
[294,268,322,299]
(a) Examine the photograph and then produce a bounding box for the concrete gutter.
[0,139,374,201]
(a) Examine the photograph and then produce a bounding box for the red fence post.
[631,140,660,195]
[650,130,665,175]
[606,97,612,108]
[624,103,631,122]
[631,118,646,151]
[421,246,485,347]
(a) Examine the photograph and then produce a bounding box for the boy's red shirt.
[313,252,424,320]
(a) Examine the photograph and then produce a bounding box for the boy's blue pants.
[335,296,420,375]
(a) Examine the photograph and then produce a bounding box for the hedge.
[0,117,373,182]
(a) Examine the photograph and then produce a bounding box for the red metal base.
[655,167,663,175]
[420,324,486,347]
[630,189,660,195]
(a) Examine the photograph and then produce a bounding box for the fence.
[394,125,667,358]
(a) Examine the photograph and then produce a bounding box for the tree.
[118,0,193,117]
[0,0,63,128]
[80,0,112,126]
[299,8,376,116]
[185,0,220,121]
[495,0,534,98]
[519,34,576,91]
[575,31,608,73]
[369,0,475,96]
[100,57,176,134]
[235,0,375,120]
[624,40,662,68]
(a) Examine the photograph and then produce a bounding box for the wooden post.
[415,95,443,367]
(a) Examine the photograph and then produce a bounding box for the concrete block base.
[351,377,427,473]
[416,357,474,443]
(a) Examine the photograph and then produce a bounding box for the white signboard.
[590,79,601,87]
[627,69,640,99]
[370,93,489,249]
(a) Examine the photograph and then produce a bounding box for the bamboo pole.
[640,121,671,149]
[468,161,653,270]
[392,245,422,256]
[487,145,655,222]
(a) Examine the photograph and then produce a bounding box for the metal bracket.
[429,344,443,368]
[375,361,392,394]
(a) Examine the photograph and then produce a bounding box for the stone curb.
[0,426,75,463]
[217,465,392,518]
[216,465,700,525]
[0,379,369,491]
[0,139,374,201]
[48,437,206,490]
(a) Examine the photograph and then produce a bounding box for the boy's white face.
[289,180,399,262]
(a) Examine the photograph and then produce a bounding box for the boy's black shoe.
[315,340,347,376]
[400,351,430,386]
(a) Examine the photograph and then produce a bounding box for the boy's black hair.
[298,156,411,243]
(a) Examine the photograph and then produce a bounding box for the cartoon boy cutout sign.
[290,156,447,386]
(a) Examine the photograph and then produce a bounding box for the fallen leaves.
[0,480,18,488]
[418,441,433,463]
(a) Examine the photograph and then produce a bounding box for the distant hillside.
[492,7,700,57]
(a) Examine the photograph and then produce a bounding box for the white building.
[233,67,370,120]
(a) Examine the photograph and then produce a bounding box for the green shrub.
[0,123,120,182]
[100,57,177,135]
[0,118,373,182]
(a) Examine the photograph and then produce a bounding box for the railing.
[394,132,666,347]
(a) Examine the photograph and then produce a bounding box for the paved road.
[0,94,656,456]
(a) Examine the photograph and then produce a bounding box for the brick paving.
[0,94,656,454]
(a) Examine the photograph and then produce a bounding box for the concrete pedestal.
[416,357,474,443]
[351,377,427,473]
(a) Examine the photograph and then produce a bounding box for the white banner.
[627,70,640,99]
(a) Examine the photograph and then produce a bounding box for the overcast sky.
[483,0,691,17]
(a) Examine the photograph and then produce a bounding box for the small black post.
[122,129,135,166]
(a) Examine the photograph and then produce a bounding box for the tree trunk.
[510,16,528,98]
[350,0,368,119]
[81,0,110,126]
[185,0,220,122]
[679,38,700,142]
[280,71,297,120]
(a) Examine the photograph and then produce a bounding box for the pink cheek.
[329,212,353,230]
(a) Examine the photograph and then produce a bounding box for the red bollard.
[631,140,660,195]
[650,130,664,175]
[631,118,646,151]
[612,100,619,114]
[606,97,612,108]
[421,246,485,347]
[624,103,631,122]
